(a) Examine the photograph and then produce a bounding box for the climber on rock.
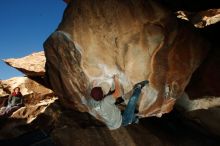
[88,75,149,130]
[0,87,23,116]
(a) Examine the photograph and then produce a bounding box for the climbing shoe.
[133,80,149,89]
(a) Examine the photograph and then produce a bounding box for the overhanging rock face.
[44,0,210,117]
[3,51,46,76]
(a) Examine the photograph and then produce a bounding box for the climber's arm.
[112,75,121,99]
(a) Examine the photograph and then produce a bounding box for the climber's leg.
[122,80,148,126]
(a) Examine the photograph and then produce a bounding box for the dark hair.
[90,87,104,101]
[13,87,20,92]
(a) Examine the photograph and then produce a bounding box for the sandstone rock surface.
[10,97,57,123]
[0,77,55,123]
[176,9,220,28]
[176,93,220,112]
[0,99,58,140]
[3,51,46,76]
[0,81,8,98]
[0,76,56,141]
[1,101,219,146]
[44,0,210,117]
[1,76,52,96]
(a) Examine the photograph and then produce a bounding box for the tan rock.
[0,80,8,97]
[0,76,56,139]
[0,81,9,107]
[1,76,52,96]
[176,9,220,28]
[176,92,220,111]
[1,101,214,145]
[11,97,57,123]
[0,99,58,139]
[44,0,209,118]
[3,51,46,76]
[0,77,55,123]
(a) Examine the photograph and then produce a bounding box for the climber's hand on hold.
[113,74,119,80]
[92,80,98,87]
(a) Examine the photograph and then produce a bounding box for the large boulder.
[0,81,9,108]
[0,77,55,123]
[0,77,52,97]
[44,0,210,117]
[0,77,56,141]
[0,101,219,145]
[0,98,57,140]
[0,81,8,98]
[3,51,45,76]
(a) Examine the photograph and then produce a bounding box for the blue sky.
[0,0,66,80]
